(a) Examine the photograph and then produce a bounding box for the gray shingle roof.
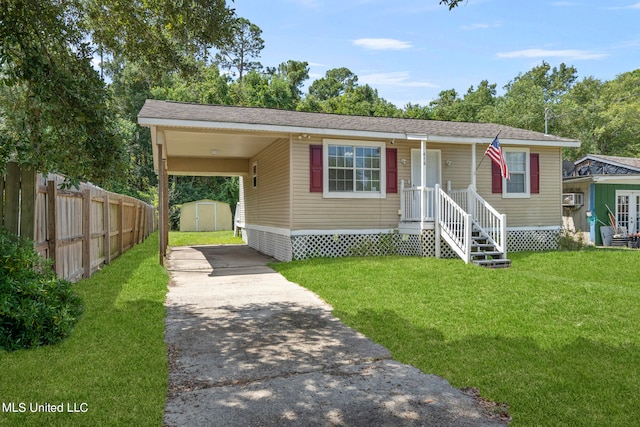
[138,99,579,144]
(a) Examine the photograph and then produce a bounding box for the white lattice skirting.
[246,228,293,261]
[507,228,560,252]
[291,230,459,260]
[246,227,560,262]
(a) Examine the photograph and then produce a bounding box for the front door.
[616,191,640,234]
[411,149,441,219]
[411,149,441,188]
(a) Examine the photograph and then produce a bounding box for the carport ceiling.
[163,129,279,159]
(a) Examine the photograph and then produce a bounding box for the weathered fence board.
[2,162,157,282]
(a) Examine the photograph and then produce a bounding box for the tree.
[486,62,578,133]
[307,68,359,101]
[269,60,310,102]
[233,70,296,109]
[460,80,497,122]
[84,0,235,77]
[429,89,461,121]
[0,0,236,185]
[558,70,640,158]
[0,0,126,185]
[215,18,265,83]
[439,0,465,10]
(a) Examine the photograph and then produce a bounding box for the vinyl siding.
[292,138,399,230]
[394,142,474,190]
[244,138,290,228]
[478,145,562,227]
[291,139,476,230]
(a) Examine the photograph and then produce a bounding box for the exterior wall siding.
[594,183,640,245]
[291,139,476,231]
[244,138,291,229]
[245,137,564,260]
[478,145,563,227]
[291,138,399,230]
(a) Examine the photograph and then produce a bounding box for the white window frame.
[502,147,530,199]
[322,139,386,199]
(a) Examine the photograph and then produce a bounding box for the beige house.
[179,199,232,232]
[138,100,580,266]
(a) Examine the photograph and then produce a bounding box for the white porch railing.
[400,180,436,221]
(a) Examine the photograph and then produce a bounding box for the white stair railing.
[466,185,507,255]
[436,184,472,263]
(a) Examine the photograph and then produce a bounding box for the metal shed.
[179,199,232,232]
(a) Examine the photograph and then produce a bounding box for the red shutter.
[386,147,398,193]
[530,153,540,194]
[491,161,502,193]
[309,145,323,192]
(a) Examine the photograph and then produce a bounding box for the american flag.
[485,135,510,180]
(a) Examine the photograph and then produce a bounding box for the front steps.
[470,228,511,268]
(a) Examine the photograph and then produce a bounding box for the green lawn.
[169,230,244,246]
[272,249,640,426]
[0,233,168,427]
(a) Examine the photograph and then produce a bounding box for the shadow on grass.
[0,235,168,427]
[334,308,640,427]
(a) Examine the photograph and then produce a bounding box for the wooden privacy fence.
[1,162,157,282]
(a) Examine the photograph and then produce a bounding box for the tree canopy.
[0,0,235,184]
[2,0,639,214]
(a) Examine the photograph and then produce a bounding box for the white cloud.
[353,38,413,50]
[604,2,640,9]
[496,48,609,60]
[460,22,502,31]
[359,71,438,88]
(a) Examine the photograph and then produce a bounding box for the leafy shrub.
[557,228,586,251]
[0,227,83,351]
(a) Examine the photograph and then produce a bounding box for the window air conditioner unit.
[562,193,584,207]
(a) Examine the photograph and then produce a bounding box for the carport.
[138,99,289,265]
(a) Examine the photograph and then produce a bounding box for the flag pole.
[475,130,502,171]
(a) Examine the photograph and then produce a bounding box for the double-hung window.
[323,140,386,198]
[503,148,530,198]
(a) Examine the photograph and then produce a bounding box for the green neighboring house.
[563,154,640,245]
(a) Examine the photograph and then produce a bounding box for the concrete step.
[471,251,504,258]
[472,258,512,269]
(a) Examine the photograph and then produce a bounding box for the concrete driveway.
[164,245,508,426]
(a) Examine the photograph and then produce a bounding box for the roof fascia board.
[138,117,405,140]
[592,175,640,184]
[139,117,580,148]
[407,134,579,147]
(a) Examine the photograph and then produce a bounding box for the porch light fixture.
[210,149,219,155]
[446,160,452,166]
[401,158,407,166]
[298,134,311,140]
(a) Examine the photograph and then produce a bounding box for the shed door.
[195,202,217,232]
[616,191,640,234]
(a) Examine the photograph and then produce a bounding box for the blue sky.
[231,0,640,107]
